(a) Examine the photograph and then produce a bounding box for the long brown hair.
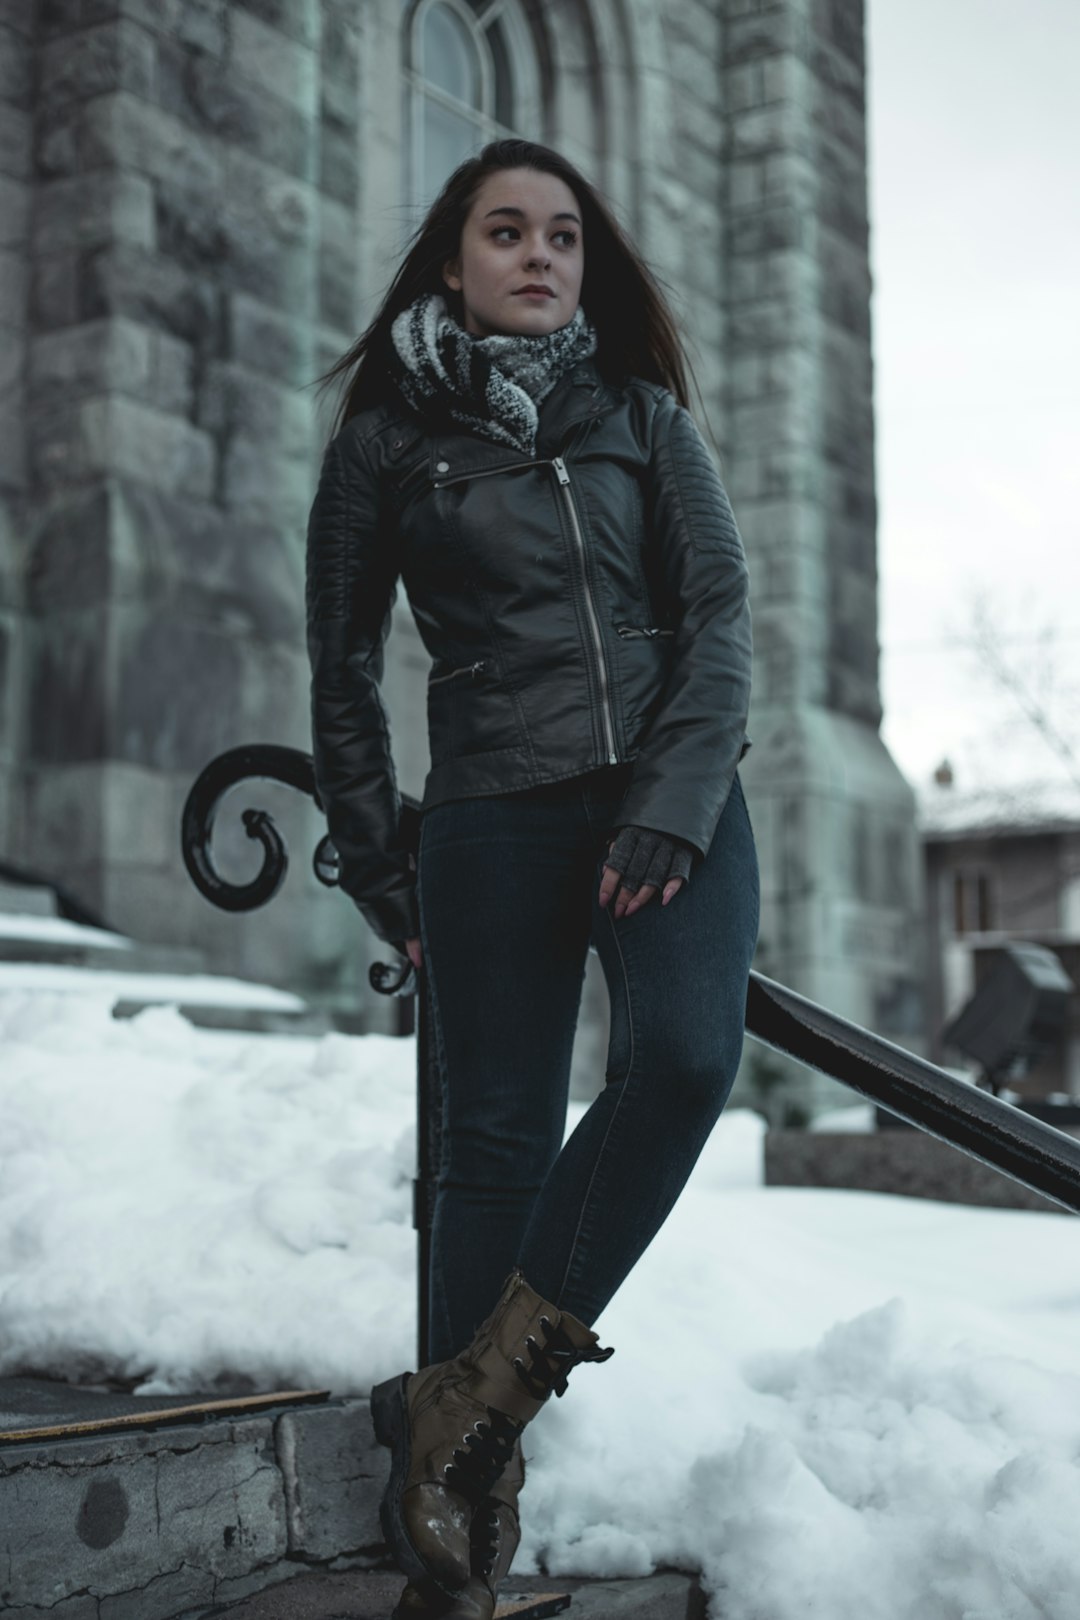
[308,139,709,447]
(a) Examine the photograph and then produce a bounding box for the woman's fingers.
[598,860,686,918]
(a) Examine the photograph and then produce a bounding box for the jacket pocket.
[427,657,492,687]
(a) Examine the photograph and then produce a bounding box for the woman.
[305,138,759,1620]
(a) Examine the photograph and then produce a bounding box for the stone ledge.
[0,1393,386,1618]
[765,1128,1069,1213]
[171,1566,710,1620]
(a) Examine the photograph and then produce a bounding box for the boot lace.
[472,1500,501,1581]
[511,1314,615,1400]
[442,1405,521,1504]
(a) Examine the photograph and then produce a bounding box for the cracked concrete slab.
[277,1398,385,1558]
[0,1409,295,1617]
[166,1567,709,1620]
[0,1389,708,1620]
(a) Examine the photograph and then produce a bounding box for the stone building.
[0,0,921,1113]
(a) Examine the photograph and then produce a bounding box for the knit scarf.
[388,290,598,457]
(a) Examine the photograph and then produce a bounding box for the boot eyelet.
[482,1563,493,1576]
[512,1355,524,1370]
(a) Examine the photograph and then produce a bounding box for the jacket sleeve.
[305,423,420,945]
[611,391,753,862]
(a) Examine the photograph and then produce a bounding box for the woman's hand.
[598,829,691,919]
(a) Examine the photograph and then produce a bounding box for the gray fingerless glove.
[604,823,697,894]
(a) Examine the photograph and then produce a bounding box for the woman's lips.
[514,289,554,298]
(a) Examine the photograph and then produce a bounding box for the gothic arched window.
[403,0,542,215]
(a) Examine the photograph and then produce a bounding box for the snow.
[0,963,305,1009]
[0,912,134,949]
[2,987,1078,1618]
[917,775,1080,839]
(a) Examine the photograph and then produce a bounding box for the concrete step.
[0,882,58,917]
[186,1568,709,1619]
[0,909,335,1033]
[0,1379,708,1620]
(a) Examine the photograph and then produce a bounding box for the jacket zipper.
[432,440,619,768]
[428,658,488,687]
[552,456,617,765]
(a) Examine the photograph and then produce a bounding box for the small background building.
[920,770,1080,1101]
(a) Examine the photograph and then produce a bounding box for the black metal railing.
[181,751,1080,1372]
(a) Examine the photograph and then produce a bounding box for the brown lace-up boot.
[389,1439,525,1620]
[372,1266,614,1598]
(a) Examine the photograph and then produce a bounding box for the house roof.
[917,777,1080,841]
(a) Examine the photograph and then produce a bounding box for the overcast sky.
[866,0,1080,796]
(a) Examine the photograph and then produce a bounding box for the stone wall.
[0,1,924,1094]
[718,0,924,1115]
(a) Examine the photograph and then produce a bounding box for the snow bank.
[1,986,1078,1619]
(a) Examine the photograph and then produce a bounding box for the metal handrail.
[746,971,1080,1216]
[180,752,1080,1371]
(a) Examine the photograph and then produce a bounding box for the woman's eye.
[492,226,578,247]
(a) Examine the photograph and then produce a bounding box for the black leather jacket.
[305,356,752,946]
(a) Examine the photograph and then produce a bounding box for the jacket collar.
[426,357,617,482]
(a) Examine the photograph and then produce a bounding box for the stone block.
[321,0,362,85]
[0,1416,288,1613]
[729,101,804,158]
[730,201,804,255]
[0,102,30,179]
[28,254,81,333]
[106,608,242,771]
[156,42,312,183]
[0,246,27,327]
[154,174,229,274]
[72,0,225,51]
[318,229,356,330]
[320,65,359,131]
[319,121,359,206]
[764,1128,1068,1213]
[33,172,155,255]
[29,318,195,417]
[0,0,34,35]
[37,20,155,109]
[227,291,308,385]
[19,762,105,863]
[107,476,303,642]
[229,6,318,118]
[233,0,319,50]
[80,92,222,194]
[30,316,149,400]
[195,357,312,447]
[24,608,111,766]
[221,435,312,535]
[0,399,27,491]
[26,484,118,612]
[727,155,765,210]
[105,604,308,773]
[0,23,30,108]
[278,1398,385,1558]
[723,8,809,66]
[81,242,220,349]
[32,397,215,497]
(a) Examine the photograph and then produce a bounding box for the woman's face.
[442,166,585,338]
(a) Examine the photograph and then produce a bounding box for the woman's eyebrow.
[482,205,582,226]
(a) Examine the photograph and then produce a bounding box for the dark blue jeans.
[416,761,760,1362]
